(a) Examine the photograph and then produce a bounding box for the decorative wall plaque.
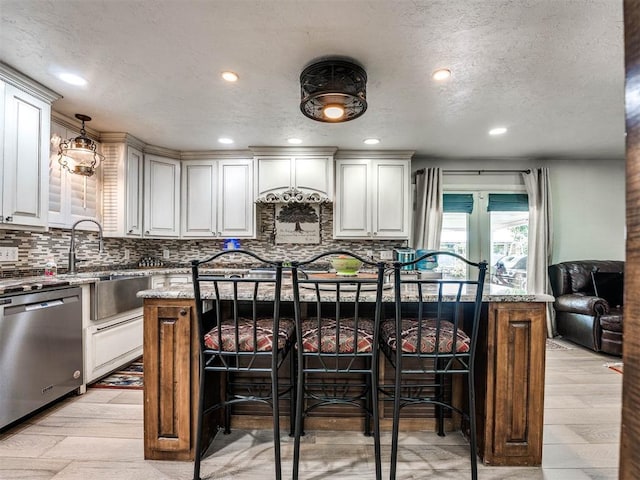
[275,203,320,244]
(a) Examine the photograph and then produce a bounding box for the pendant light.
[58,114,103,176]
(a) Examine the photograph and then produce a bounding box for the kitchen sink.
[90,275,150,321]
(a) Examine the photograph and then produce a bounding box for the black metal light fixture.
[58,113,103,177]
[300,58,367,122]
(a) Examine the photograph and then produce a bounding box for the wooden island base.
[143,298,546,466]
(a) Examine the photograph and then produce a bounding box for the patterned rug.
[546,338,571,350]
[90,358,143,389]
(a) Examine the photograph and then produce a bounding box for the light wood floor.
[0,339,621,479]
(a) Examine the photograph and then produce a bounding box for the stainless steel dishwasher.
[0,286,83,429]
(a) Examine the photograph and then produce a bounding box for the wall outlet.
[162,249,170,259]
[0,246,19,262]
[380,250,393,260]
[365,249,374,259]
[124,249,130,261]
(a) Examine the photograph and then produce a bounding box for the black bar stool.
[290,250,386,480]
[191,250,295,480]
[379,251,487,480]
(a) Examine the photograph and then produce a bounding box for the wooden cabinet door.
[144,154,180,237]
[143,300,196,460]
[481,302,546,466]
[1,83,50,228]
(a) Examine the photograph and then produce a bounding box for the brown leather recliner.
[548,260,623,356]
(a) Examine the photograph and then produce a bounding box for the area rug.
[90,358,143,389]
[546,338,571,350]
[605,362,623,374]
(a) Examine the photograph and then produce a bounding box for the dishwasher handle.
[24,299,65,311]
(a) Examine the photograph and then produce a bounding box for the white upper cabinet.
[144,154,180,237]
[334,151,413,239]
[0,74,57,229]
[101,136,145,237]
[218,159,254,237]
[334,160,371,237]
[181,158,254,238]
[181,160,216,237]
[125,146,144,236]
[49,119,101,229]
[253,147,336,203]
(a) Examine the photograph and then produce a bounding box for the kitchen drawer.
[86,314,143,383]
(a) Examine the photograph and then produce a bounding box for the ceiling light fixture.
[363,138,380,145]
[58,114,103,177]
[218,137,234,144]
[300,57,367,122]
[432,68,451,81]
[489,127,508,136]
[221,71,239,82]
[287,138,303,144]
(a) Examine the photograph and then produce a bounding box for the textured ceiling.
[0,0,625,159]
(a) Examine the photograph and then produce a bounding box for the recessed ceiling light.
[58,72,87,86]
[218,137,234,144]
[363,138,380,145]
[287,138,302,145]
[221,71,239,82]
[489,127,508,136]
[432,68,451,81]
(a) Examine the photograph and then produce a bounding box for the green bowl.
[330,257,363,276]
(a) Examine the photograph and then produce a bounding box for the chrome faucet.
[68,219,105,274]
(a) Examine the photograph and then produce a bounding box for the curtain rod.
[414,168,531,176]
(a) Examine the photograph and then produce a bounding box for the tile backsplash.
[0,205,404,277]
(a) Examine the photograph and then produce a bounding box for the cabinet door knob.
[145,231,149,234]
[179,309,187,316]
[373,232,377,236]
[128,229,133,233]
[5,216,12,222]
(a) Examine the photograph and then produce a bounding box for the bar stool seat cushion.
[204,318,295,352]
[299,318,376,353]
[380,319,471,353]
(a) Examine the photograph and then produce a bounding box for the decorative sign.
[275,203,320,244]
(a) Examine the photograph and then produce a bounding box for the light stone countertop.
[0,267,240,296]
[1,268,554,303]
[137,281,554,303]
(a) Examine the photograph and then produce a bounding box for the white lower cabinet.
[85,309,143,383]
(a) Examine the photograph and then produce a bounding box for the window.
[438,191,529,289]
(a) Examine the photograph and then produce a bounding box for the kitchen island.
[139,281,553,467]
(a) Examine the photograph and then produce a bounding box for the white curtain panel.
[522,168,556,337]
[411,167,443,250]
